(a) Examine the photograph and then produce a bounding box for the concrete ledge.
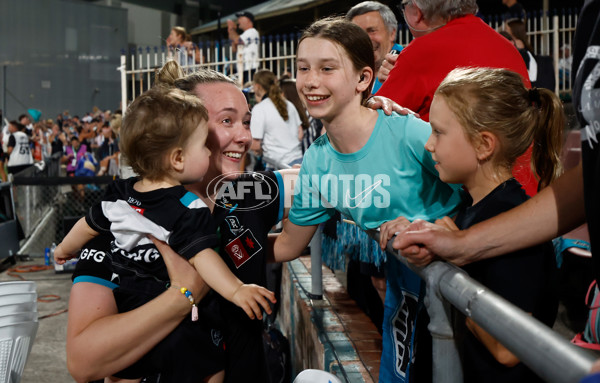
[279,256,382,382]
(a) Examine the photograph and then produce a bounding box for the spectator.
[505,19,556,91]
[392,1,600,374]
[376,0,538,197]
[62,136,87,176]
[55,80,275,383]
[227,11,260,83]
[346,1,403,93]
[250,70,303,169]
[166,26,199,67]
[61,64,298,383]
[559,43,573,87]
[49,123,66,156]
[279,78,321,153]
[6,121,33,175]
[273,17,462,382]
[382,67,564,381]
[502,0,527,21]
[18,114,33,137]
[96,122,119,176]
[78,118,95,154]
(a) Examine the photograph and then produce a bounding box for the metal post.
[308,227,323,299]
[423,262,464,383]
[120,55,127,111]
[2,65,6,119]
[553,15,560,96]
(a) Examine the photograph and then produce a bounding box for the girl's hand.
[366,96,419,117]
[378,216,411,250]
[434,216,459,231]
[393,219,462,267]
[150,236,209,302]
[231,284,276,320]
[53,243,76,265]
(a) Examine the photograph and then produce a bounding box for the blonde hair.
[253,70,288,120]
[120,65,207,180]
[436,67,564,188]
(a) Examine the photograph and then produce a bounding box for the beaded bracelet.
[167,284,198,321]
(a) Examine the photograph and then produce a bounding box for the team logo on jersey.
[392,290,419,378]
[225,216,244,235]
[206,171,279,212]
[224,229,262,268]
[211,329,224,348]
[130,205,145,215]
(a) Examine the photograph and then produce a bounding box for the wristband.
[167,283,198,321]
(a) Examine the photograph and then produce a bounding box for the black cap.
[235,11,255,23]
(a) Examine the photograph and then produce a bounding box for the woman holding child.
[63,26,408,383]
[63,63,291,383]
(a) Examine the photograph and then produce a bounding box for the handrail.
[367,230,596,383]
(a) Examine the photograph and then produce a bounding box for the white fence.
[120,11,578,109]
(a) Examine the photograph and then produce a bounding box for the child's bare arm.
[466,317,520,367]
[54,217,100,264]
[189,249,276,320]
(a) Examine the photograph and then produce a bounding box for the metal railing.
[119,10,578,109]
[367,230,596,383]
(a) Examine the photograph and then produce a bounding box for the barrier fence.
[10,158,113,257]
[362,230,596,383]
[120,9,578,109]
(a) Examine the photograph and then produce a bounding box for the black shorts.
[221,301,268,383]
[114,289,226,382]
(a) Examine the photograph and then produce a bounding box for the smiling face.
[426,95,479,187]
[192,82,251,181]
[296,37,366,124]
[351,11,395,68]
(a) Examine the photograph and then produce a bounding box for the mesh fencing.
[11,155,114,258]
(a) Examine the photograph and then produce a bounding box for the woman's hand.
[366,96,419,117]
[150,236,209,302]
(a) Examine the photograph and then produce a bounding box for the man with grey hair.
[377,0,528,121]
[346,1,403,93]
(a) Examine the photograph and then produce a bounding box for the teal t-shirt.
[289,109,461,230]
[289,109,461,382]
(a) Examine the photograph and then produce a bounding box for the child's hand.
[53,243,77,265]
[378,216,411,250]
[231,284,276,320]
[434,216,459,231]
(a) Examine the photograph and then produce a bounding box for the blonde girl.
[425,66,563,382]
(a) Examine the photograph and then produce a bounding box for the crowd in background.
[0,108,123,181]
